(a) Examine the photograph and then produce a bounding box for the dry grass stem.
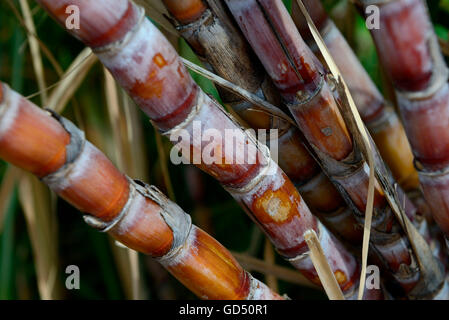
[296,0,375,300]
[47,48,97,113]
[104,68,142,300]
[154,128,176,201]
[0,167,21,233]
[19,0,47,104]
[231,251,318,290]
[7,0,63,76]
[264,239,279,292]
[19,174,61,299]
[181,57,296,126]
[14,0,62,300]
[304,230,345,300]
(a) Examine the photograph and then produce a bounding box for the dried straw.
[304,229,345,300]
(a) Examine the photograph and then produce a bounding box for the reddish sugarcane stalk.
[224,0,447,299]
[291,0,419,194]
[35,0,383,299]
[158,0,362,244]
[356,0,449,240]
[290,0,446,263]
[0,81,282,300]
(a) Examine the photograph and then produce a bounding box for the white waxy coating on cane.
[0,87,20,139]
[248,276,279,300]
[111,190,163,236]
[96,18,195,120]
[96,18,158,86]
[46,141,97,192]
[159,225,198,268]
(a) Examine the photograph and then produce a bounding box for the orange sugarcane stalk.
[290,0,446,262]
[224,0,447,299]
[36,0,382,299]
[158,0,361,244]
[0,81,282,300]
[356,0,449,239]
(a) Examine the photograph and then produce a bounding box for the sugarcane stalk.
[290,0,447,264]
[356,0,449,242]
[157,0,362,244]
[291,0,419,193]
[224,0,447,299]
[35,0,382,299]
[0,81,282,300]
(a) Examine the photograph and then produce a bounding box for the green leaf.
[0,188,18,299]
[435,24,449,40]
[283,0,292,13]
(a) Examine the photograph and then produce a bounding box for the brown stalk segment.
[0,82,281,300]
[35,0,382,299]
[357,0,449,238]
[291,0,445,265]
[160,0,362,243]
[291,0,419,192]
[0,86,70,178]
[52,141,131,223]
[225,0,447,299]
[160,226,256,300]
